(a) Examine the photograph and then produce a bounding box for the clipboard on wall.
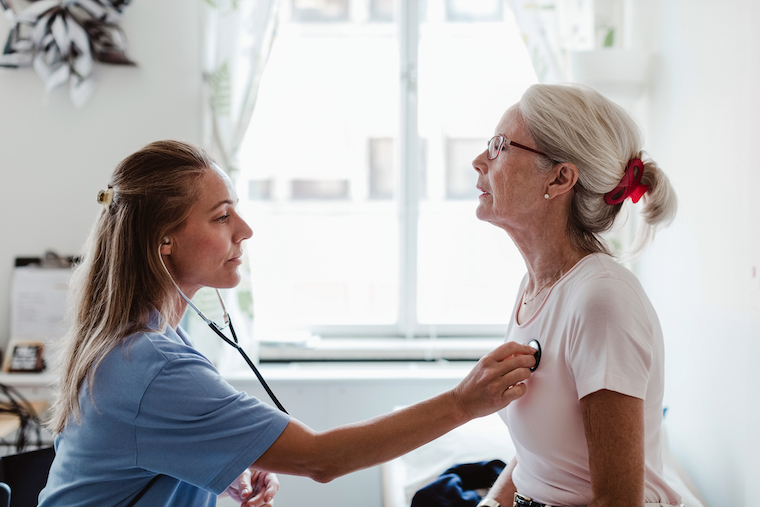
[2,255,75,373]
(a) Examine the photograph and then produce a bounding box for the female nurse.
[38,140,537,507]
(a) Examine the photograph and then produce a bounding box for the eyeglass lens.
[487,136,501,159]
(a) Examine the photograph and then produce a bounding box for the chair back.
[0,483,10,507]
[0,447,55,507]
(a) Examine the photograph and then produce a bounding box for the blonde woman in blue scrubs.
[39,140,537,507]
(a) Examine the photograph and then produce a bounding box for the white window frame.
[254,0,525,361]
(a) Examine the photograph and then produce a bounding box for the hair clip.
[96,188,114,209]
[604,158,649,205]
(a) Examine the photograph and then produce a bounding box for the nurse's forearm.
[254,341,536,482]
[288,391,470,482]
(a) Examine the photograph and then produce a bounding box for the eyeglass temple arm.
[509,139,549,157]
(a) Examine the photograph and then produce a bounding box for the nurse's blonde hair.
[518,83,677,258]
[47,140,214,434]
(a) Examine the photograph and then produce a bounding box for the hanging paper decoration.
[0,0,135,106]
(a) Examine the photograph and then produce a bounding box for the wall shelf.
[0,372,55,388]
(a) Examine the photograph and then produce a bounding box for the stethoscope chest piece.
[528,339,541,372]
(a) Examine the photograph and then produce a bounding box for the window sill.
[224,359,479,383]
[258,337,503,362]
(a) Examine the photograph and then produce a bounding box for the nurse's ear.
[160,237,172,256]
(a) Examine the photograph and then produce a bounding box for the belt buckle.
[513,492,534,507]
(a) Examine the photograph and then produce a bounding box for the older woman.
[472,84,683,507]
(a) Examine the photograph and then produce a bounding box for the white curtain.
[201,0,280,179]
[506,0,594,83]
[194,0,280,368]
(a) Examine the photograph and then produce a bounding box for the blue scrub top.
[39,312,290,506]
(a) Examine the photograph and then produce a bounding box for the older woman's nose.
[472,150,488,174]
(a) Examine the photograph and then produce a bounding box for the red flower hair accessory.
[604,158,649,205]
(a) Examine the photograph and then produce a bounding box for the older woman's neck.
[513,214,583,284]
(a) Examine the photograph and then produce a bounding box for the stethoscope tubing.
[159,249,288,414]
[206,319,288,414]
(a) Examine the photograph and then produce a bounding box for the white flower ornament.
[0,0,135,106]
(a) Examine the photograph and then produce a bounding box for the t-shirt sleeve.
[567,276,654,400]
[134,354,290,494]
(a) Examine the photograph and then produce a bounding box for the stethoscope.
[528,340,542,372]
[159,246,288,414]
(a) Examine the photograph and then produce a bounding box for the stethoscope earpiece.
[528,339,541,372]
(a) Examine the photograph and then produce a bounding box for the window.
[368,138,394,199]
[446,139,483,200]
[248,179,273,200]
[291,179,350,200]
[291,0,349,22]
[237,0,538,356]
[369,0,395,22]
[445,0,502,22]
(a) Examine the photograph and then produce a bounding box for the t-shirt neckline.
[514,252,601,327]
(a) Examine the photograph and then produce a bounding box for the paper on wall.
[10,267,73,342]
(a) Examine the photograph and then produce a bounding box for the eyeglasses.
[487,134,551,161]
[159,253,287,414]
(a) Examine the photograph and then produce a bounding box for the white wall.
[2,1,760,506]
[632,1,760,505]
[0,1,204,350]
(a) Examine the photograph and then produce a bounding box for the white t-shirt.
[499,253,682,506]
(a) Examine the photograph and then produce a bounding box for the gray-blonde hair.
[518,83,677,258]
[47,140,215,434]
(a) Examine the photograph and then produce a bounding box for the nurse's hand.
[222,467,279,507]
[452,341,536,419]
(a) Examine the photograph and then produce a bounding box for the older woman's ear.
[545,162,578,199]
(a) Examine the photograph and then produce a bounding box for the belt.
[512,493,683,507]
[513,493,551,507]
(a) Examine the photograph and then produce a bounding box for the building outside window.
[291,0,350,22]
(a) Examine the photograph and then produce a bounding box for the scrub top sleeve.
[134,353,290,494]
[568,276,654,401]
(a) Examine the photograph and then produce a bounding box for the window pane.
[368,138,394,200]
[369,0,395,22]
[248,179,273,200]
[446,138,483,199]
[291,179,350,200]
[238,8,399,335]
[292,0,349,22]
[446,0,502,22]
[417,3,539,324]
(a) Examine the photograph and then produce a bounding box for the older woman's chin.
[475,204,494,223]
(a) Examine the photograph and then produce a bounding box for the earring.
[544,193,549,199]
